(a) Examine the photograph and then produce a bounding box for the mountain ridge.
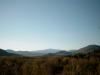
[76,44,100,54]
[1,44,100,56]
[0,49,19,56]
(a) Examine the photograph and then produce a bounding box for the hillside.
[0,49,19,56]
[76,45,100,54]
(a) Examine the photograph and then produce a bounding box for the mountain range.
[6,48,63,56]
[0,44,100,56]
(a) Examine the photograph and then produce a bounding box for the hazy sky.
[0,0,100,51]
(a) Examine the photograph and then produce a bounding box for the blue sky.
[0,0,100,51]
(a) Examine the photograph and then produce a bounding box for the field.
[0,54,100,75]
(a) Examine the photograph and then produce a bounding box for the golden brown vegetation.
[0,55,100,75]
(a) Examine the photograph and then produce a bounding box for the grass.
[0,54,100,75]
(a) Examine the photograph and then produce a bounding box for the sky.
[0,0,100,51]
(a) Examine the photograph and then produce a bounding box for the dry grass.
[0,55,100,75]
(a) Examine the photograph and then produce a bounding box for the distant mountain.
[43,45,100,56]
[6,49,62,56]
[50,45,100,56]
[6,49,15,53]
[76,45,100,54]
[0,49,19,56]
[55,51,72,55]
[43,50,72,56]
[34,48,61,54]
[5,44,100,57]
[6,49,44,56]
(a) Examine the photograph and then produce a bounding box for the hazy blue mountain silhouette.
[44,45,100,56]
[43,50,72,56]
[0,49,19,56]
[35,48,61,53]
[76,45,100,54]
[6,49,44,56]
[6,49,62,56]
[4,44,100,56]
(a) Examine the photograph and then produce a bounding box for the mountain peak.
[77,44,100,54]
[86,44,100,47]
